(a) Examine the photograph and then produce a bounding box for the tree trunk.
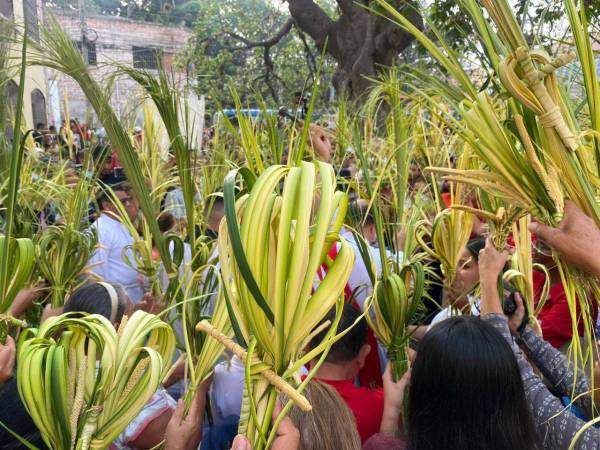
[288,0,423,100]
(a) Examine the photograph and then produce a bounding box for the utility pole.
[78,0,88,64]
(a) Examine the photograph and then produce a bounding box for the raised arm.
[478,239,600,449]
[507,292,595,418]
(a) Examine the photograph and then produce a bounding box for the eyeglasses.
[534,240,553,257]
[117,196,134,206]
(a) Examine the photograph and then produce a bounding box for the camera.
[113,167,125,179]
[501,284,519,315]
[501,283,529,321]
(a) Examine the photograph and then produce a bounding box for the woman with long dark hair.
[406,316,537,450]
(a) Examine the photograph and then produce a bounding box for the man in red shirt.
[308,304,384,443]
[533,239,597,349]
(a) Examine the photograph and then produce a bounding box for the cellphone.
[113,167,125,178]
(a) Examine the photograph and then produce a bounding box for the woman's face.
[456,248,480,293]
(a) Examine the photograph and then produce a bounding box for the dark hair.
[347,201,374,228]
[466,238,509,272]
[64,282,127,323]
[205,195,224,217]
[407,316,537,450]
[158,211,176,233]
[97,181,131,209]
[310,303,367,363]
[466,238,486,259]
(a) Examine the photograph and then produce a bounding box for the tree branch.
[335,0,355,16]
[296,27,317,77]
[287,0,336,55]
[226,18,295,50]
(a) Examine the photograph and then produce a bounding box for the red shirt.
[533,271,597,348]
[317,378,384,443]
[319,245,382,389]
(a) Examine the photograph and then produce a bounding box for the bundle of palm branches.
[418,150,474,288]
[376,0,600,373]
[210,160,353,449]
[35,162,98,307]
[36,224,96,308]
[17,311,175,450]
[504,215,548,335]
[350,100,431,383]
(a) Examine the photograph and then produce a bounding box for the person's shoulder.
[349,383,384,403]
[549,281,567,301]
[363,433,407,450]
[361,385,384,401]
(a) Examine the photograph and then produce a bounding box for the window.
[31,89,47,127]
[132,46,160,70]
[74,41,97,65]
[23,0,39,42]
[0,0,13,19]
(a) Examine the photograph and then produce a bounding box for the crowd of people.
[1,118,600,450]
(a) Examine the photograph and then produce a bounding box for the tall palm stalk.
[0,33,34,340]
[26,18,178,285]
[120,65,199,249]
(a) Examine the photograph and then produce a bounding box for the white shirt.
[210,355,245,424]
[428,296,481,331]
[89,214,144,303]
[340,228,401,310]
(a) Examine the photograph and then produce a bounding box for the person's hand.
[529,200,600,278]
[477,238,509,283]
[382,363,411,414]
[163,355,187,388]
[380,363,411,436]
[10,284,47,318]
[41,305,64,323]
[309,124,332,163]
[395,229,406,253]
[165,377,212,450]
[478,238,508,315]
[134,293,166,315]
[0,336,16,384]
[231,402,300,450]
[507,292,527,337]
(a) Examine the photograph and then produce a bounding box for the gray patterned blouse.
[482,314,599,450]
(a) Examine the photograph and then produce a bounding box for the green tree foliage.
[181,0,334,107]
[429,0,600,51]
[46,0,201,27]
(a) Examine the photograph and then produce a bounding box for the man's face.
[362,222,377,246]
[115,190,139,223]
[101,157,113,176]
[409,163,420,179]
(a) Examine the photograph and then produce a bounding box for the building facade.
[1,0,49,129]
[48,9,192,127]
